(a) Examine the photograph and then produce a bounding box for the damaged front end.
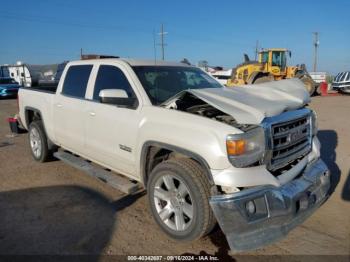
[209,159,330,252]
[162,85,329,252]
[162,91,256,131]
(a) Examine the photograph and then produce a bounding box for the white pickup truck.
[18,58,331,252]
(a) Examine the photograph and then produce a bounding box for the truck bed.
[18,87,56,137]
[22,84,57,93]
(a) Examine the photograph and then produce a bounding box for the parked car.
[332,71,350,93]
[18,58,331,252]
[0,77,21,97]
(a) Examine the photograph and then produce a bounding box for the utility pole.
[255,40,259,61]
[313,32,319,72]
[158,24,168,60]
[80,48,83,59]
[153,30,157,63]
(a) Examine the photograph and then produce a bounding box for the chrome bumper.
[209,158,330,252]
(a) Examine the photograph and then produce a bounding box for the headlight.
[311,110,318,136]
[226,127,265,168]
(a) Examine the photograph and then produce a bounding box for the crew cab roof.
[68,58,191,67]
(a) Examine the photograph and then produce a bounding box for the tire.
[300,76,316,96]
[147,158,216,241]
[28,120,51,162]
[253,75,274,84]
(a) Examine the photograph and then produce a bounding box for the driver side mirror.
[99,89,137,108]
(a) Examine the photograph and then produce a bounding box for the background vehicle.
[18,58,330,252]
[227,48,317,95]
[209,69,232,86]
[2,61,65,88]
[332,71,350,93]
[0,77,21,97]
[37,62,68,88]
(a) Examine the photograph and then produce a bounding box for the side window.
[93,65,135,101]
[62,65,93,98]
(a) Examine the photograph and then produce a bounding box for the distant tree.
[198,60,208,68]
[326,75,334,84]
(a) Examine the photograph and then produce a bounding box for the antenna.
[158,23,168,60]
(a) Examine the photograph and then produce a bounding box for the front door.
[85,64,140,177]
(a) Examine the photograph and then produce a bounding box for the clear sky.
[1,0,349,74]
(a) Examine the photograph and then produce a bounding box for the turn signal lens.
[226,127,265,168]
[226,139,246,155]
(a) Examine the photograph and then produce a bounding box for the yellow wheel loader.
[227,48,317,95]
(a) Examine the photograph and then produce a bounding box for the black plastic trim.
[140,141,214,186]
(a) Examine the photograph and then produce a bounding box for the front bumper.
[209,158,330,252]
[332,83,350,92]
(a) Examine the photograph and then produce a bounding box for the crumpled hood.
[182,78,310,124]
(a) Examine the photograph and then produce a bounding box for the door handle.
[56,104,63,108]
[89,112,96,116]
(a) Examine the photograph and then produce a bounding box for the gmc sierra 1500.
[18,58,330,251]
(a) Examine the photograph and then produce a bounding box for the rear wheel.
[147,158,216,241]
[28,121,51,162]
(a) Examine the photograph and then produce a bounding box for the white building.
[309,72,328,84]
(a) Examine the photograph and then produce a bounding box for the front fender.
[135,107,239,182]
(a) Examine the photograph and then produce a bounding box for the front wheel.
[147,158,216,241]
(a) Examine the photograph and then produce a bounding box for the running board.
[54,151,140,194]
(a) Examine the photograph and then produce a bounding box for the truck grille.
[269,114,312,171]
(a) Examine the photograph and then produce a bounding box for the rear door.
[53,64,93,154]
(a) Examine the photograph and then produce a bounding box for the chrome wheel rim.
[153,174,194,231]
[30,127,42,158]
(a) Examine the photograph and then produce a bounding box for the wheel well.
[25,108,42,127]
[141,144,214,186]
[24,108,57,151]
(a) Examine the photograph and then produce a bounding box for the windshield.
[132,66,222,105]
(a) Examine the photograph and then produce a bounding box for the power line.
[0,11,151,35]
[0,11,252,50]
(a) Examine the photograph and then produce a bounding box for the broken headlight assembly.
[226,127,265,168]
[311,110,318,136]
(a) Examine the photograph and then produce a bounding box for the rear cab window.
[62,65,93,98]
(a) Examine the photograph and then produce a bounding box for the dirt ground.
[0,96,349,260]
